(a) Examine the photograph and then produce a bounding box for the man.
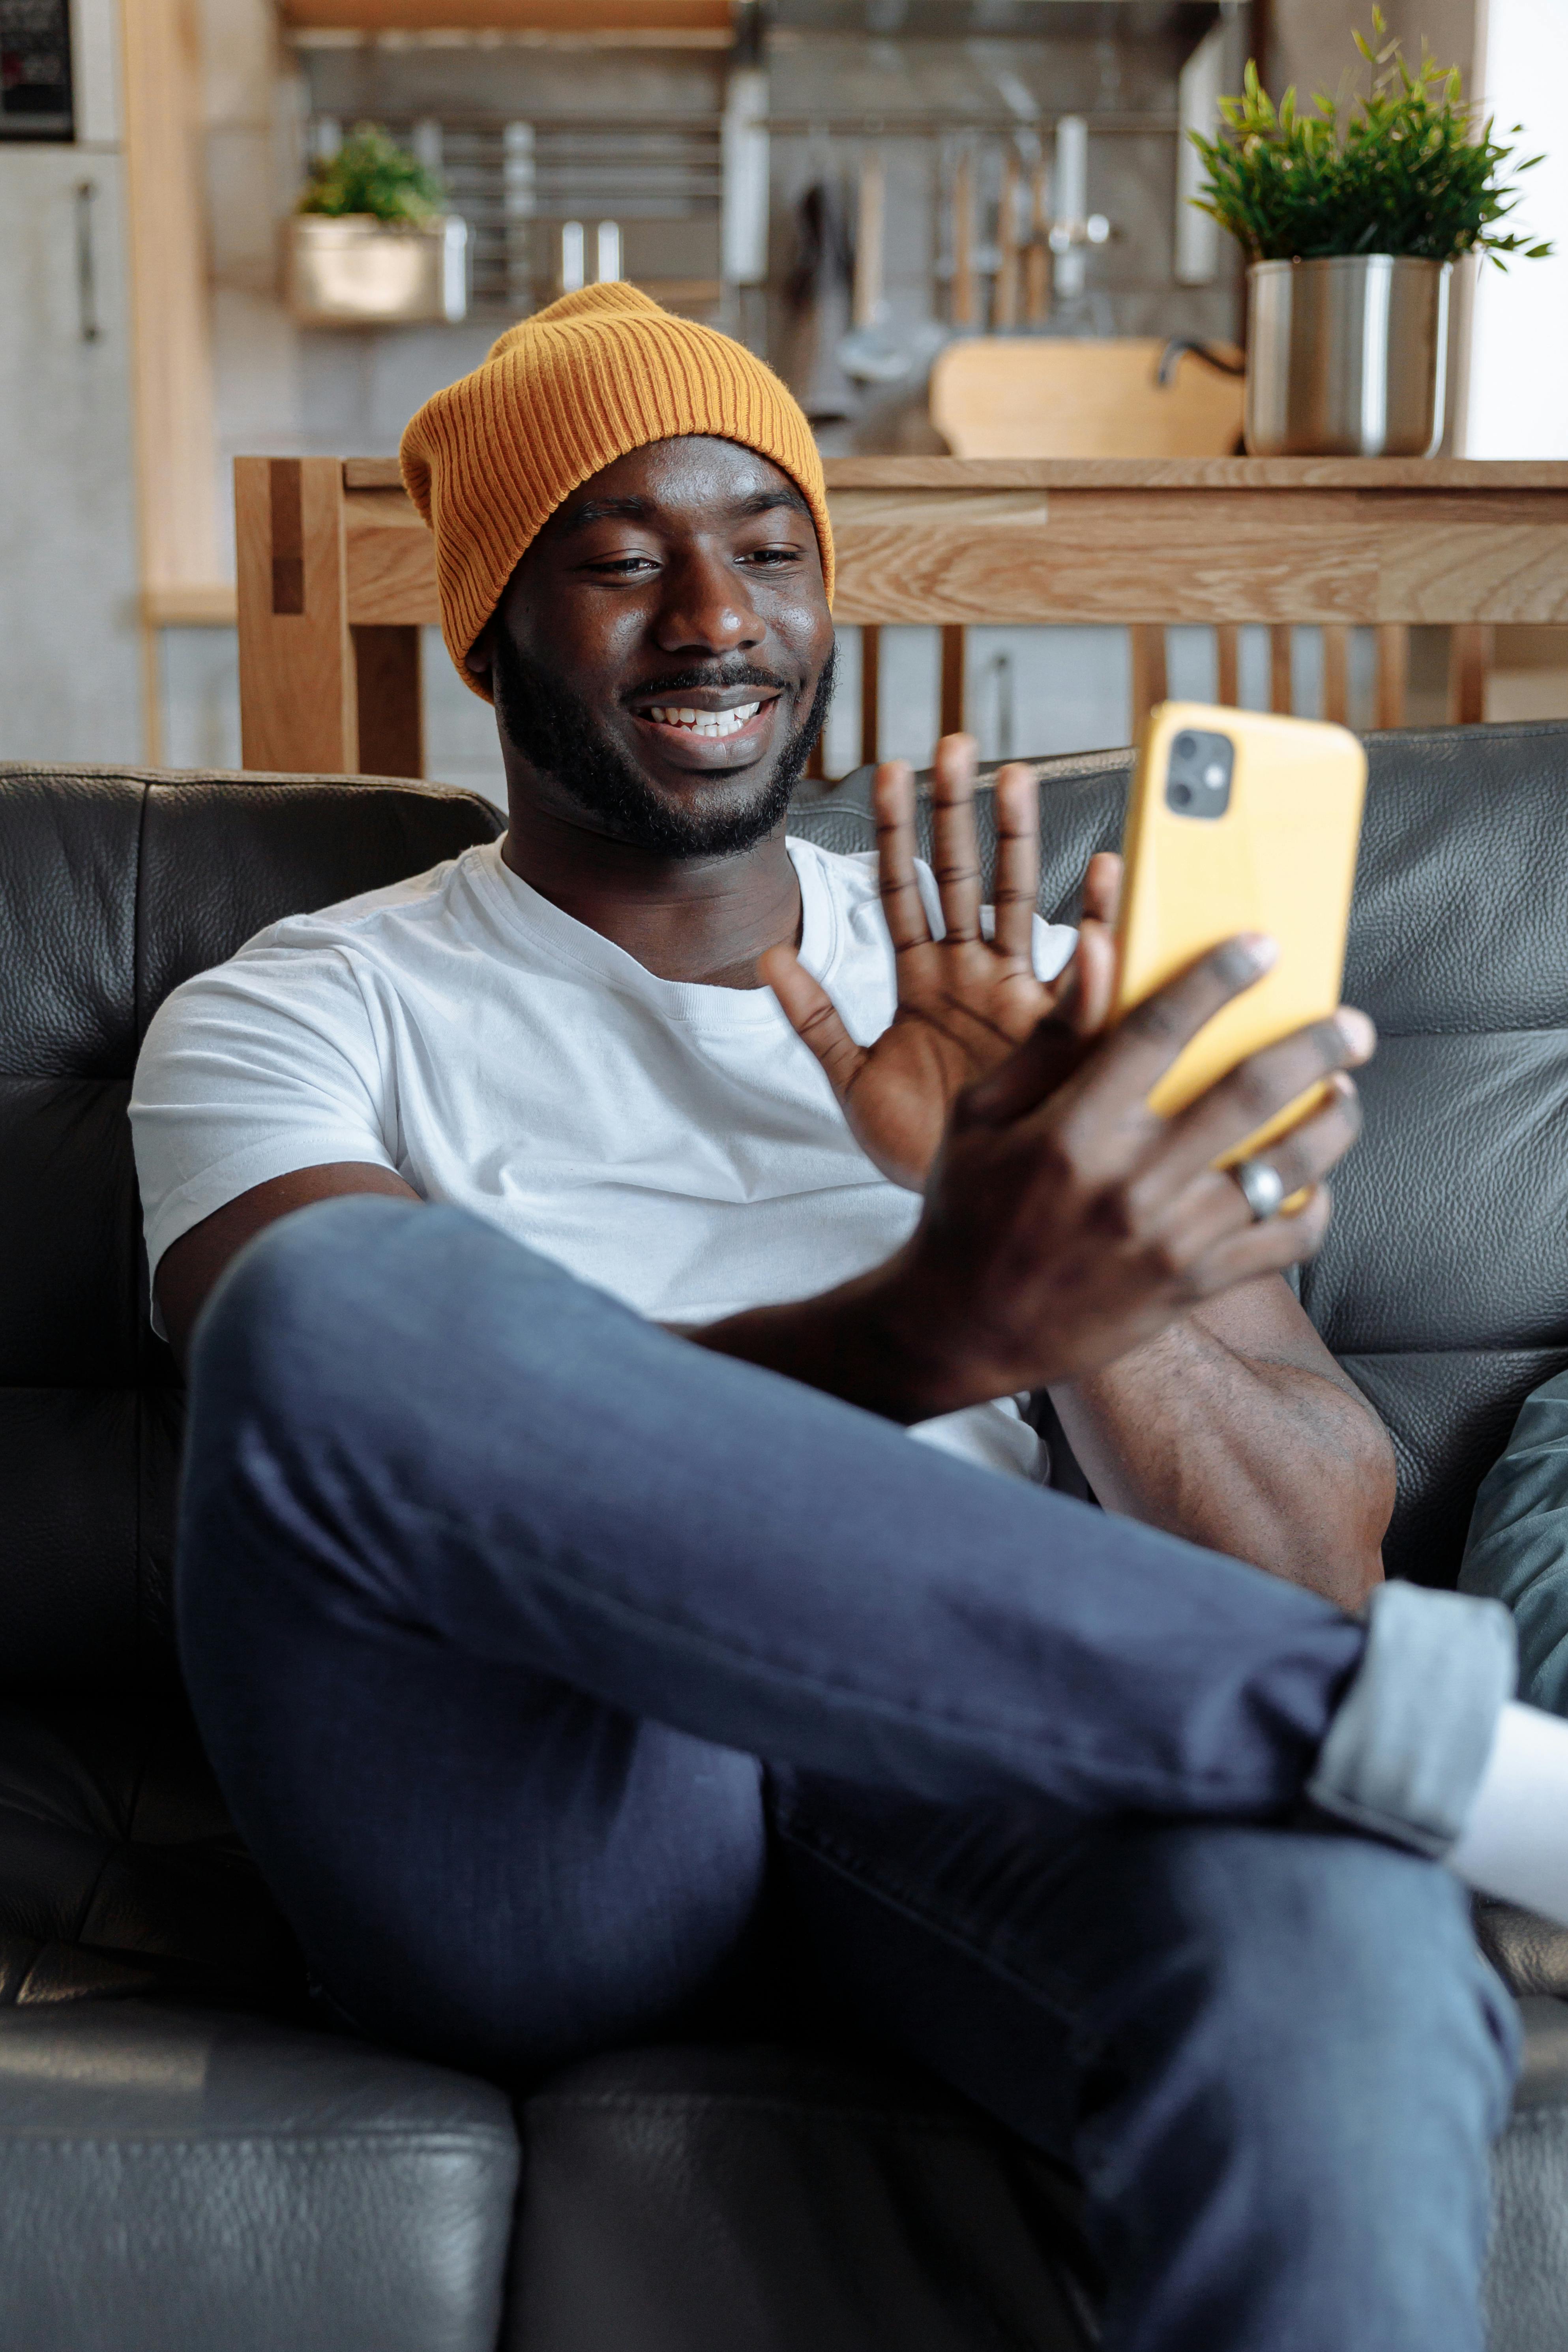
[132,287,1568,2352]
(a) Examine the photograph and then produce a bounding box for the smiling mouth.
[643,700,763,740]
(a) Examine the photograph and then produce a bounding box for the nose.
[651,545,762,660]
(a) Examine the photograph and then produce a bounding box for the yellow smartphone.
[1112,701,1367,1166]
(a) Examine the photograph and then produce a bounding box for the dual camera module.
[1164,729,1234,820]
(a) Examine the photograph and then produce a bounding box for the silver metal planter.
[1245,255,1451,457]
[285,214,468,328]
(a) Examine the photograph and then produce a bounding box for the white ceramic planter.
[285,214,468,328]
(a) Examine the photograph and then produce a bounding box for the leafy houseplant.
[287,126,466,328]
[1188,11,1551,269]
[297,125,446,228]
[1185,12,1551,456]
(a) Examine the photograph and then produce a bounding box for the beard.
[491,637,837,860]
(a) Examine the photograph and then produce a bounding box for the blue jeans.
[177,1199,1517,2352]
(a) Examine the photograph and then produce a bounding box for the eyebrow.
[554,484,812,540]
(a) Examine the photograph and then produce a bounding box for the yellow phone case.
[1112,701,1367,1167]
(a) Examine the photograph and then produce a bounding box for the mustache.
[622,663,793,705]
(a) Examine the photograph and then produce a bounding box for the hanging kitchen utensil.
[1025,156,1051,326]
[781,173,857,424]
[839,151,912,384]
[950,145,977,332]
[993,150,1022,331]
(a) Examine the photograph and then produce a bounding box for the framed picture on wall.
[0,0,72,141]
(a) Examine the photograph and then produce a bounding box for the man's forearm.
[1048,1312,1392,1608]
[684,1254,974,1427]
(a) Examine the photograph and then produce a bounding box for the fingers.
[928,735,984,947]
[1063,919,1117,1038]
[1144,1012,1374,1194]
[991,761,1040,962]
[1060,933,1280,1133]
[1128,1075,1361,1257]
[1242,1072,1364,1193]
[1080,850,1122,931]
[1184,1181,1335,1300]
[872,762,932,956]
[960,914,1234,1138]
[759,943,868,1104]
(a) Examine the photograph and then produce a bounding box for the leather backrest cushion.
[0,767,503,1691]
[793,720,1568,1587]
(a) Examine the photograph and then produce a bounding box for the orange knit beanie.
[400,283,834,700]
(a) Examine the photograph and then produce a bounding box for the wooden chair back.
[929,339,1244,461]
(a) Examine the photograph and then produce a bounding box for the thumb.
[760,943,869,1104]
[1062,918,1117,1037]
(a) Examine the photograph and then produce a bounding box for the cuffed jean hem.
[1306,1582,1517,1858]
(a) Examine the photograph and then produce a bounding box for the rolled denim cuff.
[1306,1581,1517,1859]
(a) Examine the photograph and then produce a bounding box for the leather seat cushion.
[502,2022,1568,2352]
[1488,1998,1568,2352]
[0,2000,518,2352]
[504,2043,1098,2352]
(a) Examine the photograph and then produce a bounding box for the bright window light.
[1463,0,1568,456]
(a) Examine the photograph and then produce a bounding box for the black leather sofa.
[3,727,1568,2351]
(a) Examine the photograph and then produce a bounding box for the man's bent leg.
[775,1783,1518,2352]
[180,1198,1503,2067]
[179,1239,778,2077]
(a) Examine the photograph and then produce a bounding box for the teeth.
[646,701,761,738]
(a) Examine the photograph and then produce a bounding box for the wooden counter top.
[237,452,1568,775]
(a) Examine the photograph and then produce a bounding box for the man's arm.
[764,752,1392,1606]
[155,1163,418,1364]
[698,940,1368,1430]
[1047,1274,1394,1609]
[161,932,1368,1539]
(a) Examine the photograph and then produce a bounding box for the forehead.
[545,435,807,537]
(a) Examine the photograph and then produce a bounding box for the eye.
[589,554,659,577]
[741,543,805,567]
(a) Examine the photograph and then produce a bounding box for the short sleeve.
[130,942,398,1291]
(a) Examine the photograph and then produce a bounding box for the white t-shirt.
[131,835,1076,1479]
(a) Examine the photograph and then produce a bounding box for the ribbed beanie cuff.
[400,284,834,700]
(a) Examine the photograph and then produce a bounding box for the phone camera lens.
[1174,732,1197,761]
[1170,781,1193,808]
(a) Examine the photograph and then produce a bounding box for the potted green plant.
[286,126,468,329]
[1189,12,1550,455]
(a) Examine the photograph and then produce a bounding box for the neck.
[500,800,802,989]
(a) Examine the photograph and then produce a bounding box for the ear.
[464,620,495,689]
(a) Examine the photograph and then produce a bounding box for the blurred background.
[1,0,1562,802]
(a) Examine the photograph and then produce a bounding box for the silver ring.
[1235,1156,1286,1223]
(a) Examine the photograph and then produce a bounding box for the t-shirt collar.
[465,835,839,1029]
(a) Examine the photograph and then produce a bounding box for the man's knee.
[180,1194,626,1565]
[188,1194,575,1439]
[191,1193,420,1394]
